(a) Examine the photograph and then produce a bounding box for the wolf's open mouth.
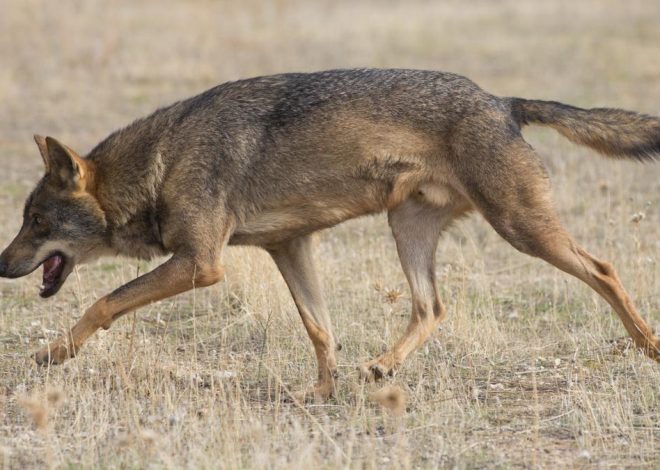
[40,253,66,298]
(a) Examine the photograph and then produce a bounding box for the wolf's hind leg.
[487,215,660,361]
[269,234,337,402]
[360,198,459,381]
[458,137,660,361]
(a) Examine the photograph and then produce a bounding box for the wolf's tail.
[509,98,660,162]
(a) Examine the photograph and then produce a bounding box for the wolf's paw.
[34,340,74,366]
[287,380,335,404]
[358,356,397,382]
[651,337,660,363]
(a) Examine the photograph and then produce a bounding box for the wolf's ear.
[43,137,88,188]
[33,134,50,169]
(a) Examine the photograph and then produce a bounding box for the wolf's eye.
[32,214,45,226]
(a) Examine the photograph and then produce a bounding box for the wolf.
[0,69,658,401]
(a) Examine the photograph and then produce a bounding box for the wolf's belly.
[230,199,376,247]
[229,179,459,247]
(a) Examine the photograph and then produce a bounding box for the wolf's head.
[0,136,108,297]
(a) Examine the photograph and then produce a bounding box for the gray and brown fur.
[1,69,658,401]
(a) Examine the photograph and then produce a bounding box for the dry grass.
[1,0,659,468]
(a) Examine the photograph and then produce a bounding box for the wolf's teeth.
[39,284,45,291]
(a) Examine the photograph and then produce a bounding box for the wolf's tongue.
[43,255,63,281]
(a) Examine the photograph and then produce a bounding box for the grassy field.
[1,0,659,468]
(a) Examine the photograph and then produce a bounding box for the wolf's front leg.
[268,234,338,402]
[34,253,225,365]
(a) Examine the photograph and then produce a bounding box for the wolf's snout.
[0,253,18,278]
[0,247,32,279]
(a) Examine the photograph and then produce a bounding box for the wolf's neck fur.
[85,109,173,229]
